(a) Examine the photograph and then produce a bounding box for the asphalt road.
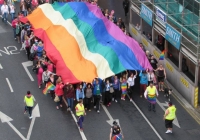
[0,1,200,140]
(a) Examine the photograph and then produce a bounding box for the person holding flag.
[144,82,159,112]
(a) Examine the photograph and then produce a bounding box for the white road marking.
[0,111,27,140]
[22,61,34,81]
[62,97,87,140]
[27,104,40,140]
[157,99,180,128]
[0,63,3,69]
[0,15,12,26]
[127,94,163,140]
[6,78,13,92]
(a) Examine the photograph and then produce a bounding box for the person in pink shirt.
[0,0,4,14]
[35,60,43,89]
[32,0,38,9]
[11,17,18,39]
[44,60,54,73]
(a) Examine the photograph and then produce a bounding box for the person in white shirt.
[136,23,141,31]
[42,67,52,86]
[127,70,137,101]
[1,2,9,23]
[9,3,15,21]
[147,69,155,85]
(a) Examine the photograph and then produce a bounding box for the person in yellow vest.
[144,82,159,112]
[24,91,36,119]
[163,101,176,134]
[75,99,86,131]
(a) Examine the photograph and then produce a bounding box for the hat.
[149,81,153,85]
[168,101,173,106]
[27,91,31,95]
[113,121,118,126]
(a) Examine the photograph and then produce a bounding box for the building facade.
[129,0,200,107]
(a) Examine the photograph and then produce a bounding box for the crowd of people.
[1,0,177,137]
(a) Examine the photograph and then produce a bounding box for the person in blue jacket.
[93,78,102,113]
[139,70,148,98]
[76,83,86,101]
[111,75,120,103]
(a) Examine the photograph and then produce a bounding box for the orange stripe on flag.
[27,8,97,82]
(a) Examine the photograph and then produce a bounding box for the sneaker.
[97,110,100,113]
[165,130,171,134]
[121,98,123,100]
[29,116,33,119]
[130,98,133,102]
[94,106,96,109]
[88,109,91,111]
[112,98,114,101]
[24,111,27,114]
[80,128,83,131]
[115,100,118,103]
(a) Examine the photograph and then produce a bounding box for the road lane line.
[0,15,12,26]
[62,97,87,140]
[0,64,3,69]
[127,94,163,140]
[26,117,35,140]
[6,78,14,92]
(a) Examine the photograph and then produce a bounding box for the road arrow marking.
[0,111,27,140]
[101,105,120,126]
[27,104,40,140]
[22,61,34,81]
[157,99,180,128]
[101,105,124,136]
[0,63,3,69]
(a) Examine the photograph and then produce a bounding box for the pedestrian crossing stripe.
[194,87,198,108]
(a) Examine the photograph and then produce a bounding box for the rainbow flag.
[147,93,156,104]
[112,134,122,140]
[159,50,165,60]
[23,2,152,83]
[43,82,55,95]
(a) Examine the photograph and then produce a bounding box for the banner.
[156,7,167,27]
[165,24,181,50]
[140,4,153,26]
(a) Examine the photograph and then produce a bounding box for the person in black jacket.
[123,0,129,16]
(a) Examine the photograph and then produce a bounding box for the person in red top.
[55,77,65,109]
[12,17,18,40]
[0,0,4,15]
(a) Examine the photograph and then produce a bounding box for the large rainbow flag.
[24,2,152,83]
